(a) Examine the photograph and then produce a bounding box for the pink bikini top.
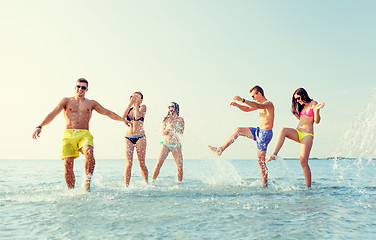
[300,102,314,117]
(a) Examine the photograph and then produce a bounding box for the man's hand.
[233,96,242,102]
[32,128,42,139]
[124,119,132,127]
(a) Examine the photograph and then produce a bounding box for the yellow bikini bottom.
[296,129,314,142]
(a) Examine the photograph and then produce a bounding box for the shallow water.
[1,159,376,239]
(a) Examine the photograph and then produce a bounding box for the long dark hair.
[163,102,180,122]
[292,88,312,115]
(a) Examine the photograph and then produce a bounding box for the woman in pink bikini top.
[267,88,325,188]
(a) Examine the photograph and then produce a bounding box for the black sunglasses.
[76,85,87,90]
[295,96,301,101]
[168,105,175,109]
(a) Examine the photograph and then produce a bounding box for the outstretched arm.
[230,102,256,112]
[32,98,67,139]
[233,96,271,110]
[93,101,129,125]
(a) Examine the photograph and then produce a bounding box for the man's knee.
[83,146,94,158]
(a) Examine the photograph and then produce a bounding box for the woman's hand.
[315,102,325,110]
[129,95,136,104]
[134,94,142,105]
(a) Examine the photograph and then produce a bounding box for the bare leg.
[209,127,253,156]
[125,140,135,186]
[63,157,75,189]
[257,150,268,187]
[172,147,183,182]
[136,137,148,183]
[81,145,95,191]
[267,128,299,162]
[152,145,170,181]
[300,136,314,188]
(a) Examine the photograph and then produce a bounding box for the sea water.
[1,158,376,239]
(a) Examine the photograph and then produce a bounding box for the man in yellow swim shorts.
[32,78,130,191]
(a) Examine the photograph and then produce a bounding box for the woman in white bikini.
[123,92,148,186]
[267,88,325,188]
[152,102,185,182]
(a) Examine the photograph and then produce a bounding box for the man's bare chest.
[66,101,93,114]
[259,109,268,118]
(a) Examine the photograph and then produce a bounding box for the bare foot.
[208,145,223,156]
[266,155,277,162]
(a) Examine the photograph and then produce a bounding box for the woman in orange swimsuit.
[267,88,324,188]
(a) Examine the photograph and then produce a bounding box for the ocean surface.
[1,158,376,239]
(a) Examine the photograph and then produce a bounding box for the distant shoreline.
[1,158,375,161]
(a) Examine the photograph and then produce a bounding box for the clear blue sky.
[1,1,375,160]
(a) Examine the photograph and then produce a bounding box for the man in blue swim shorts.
[209,85,275,187]
[32,78,130,191]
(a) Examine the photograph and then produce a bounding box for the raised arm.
[133,98,146,121]
[122,97,135,119]
[162,117,185,135]
[32,98,67,139]
[313,102,325,124]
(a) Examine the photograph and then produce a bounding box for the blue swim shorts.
[249,127,273,152]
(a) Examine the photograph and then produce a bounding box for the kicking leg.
[209,127,253,156]
[267,128,299,162]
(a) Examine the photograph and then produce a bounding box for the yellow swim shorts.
[61,129,94,160]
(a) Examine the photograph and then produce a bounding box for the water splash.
[268,156,300,190]
[333,89,376,191]
[200,159,242,185]
[335,89,376,159]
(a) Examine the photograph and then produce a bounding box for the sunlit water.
[1,158,376,239]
